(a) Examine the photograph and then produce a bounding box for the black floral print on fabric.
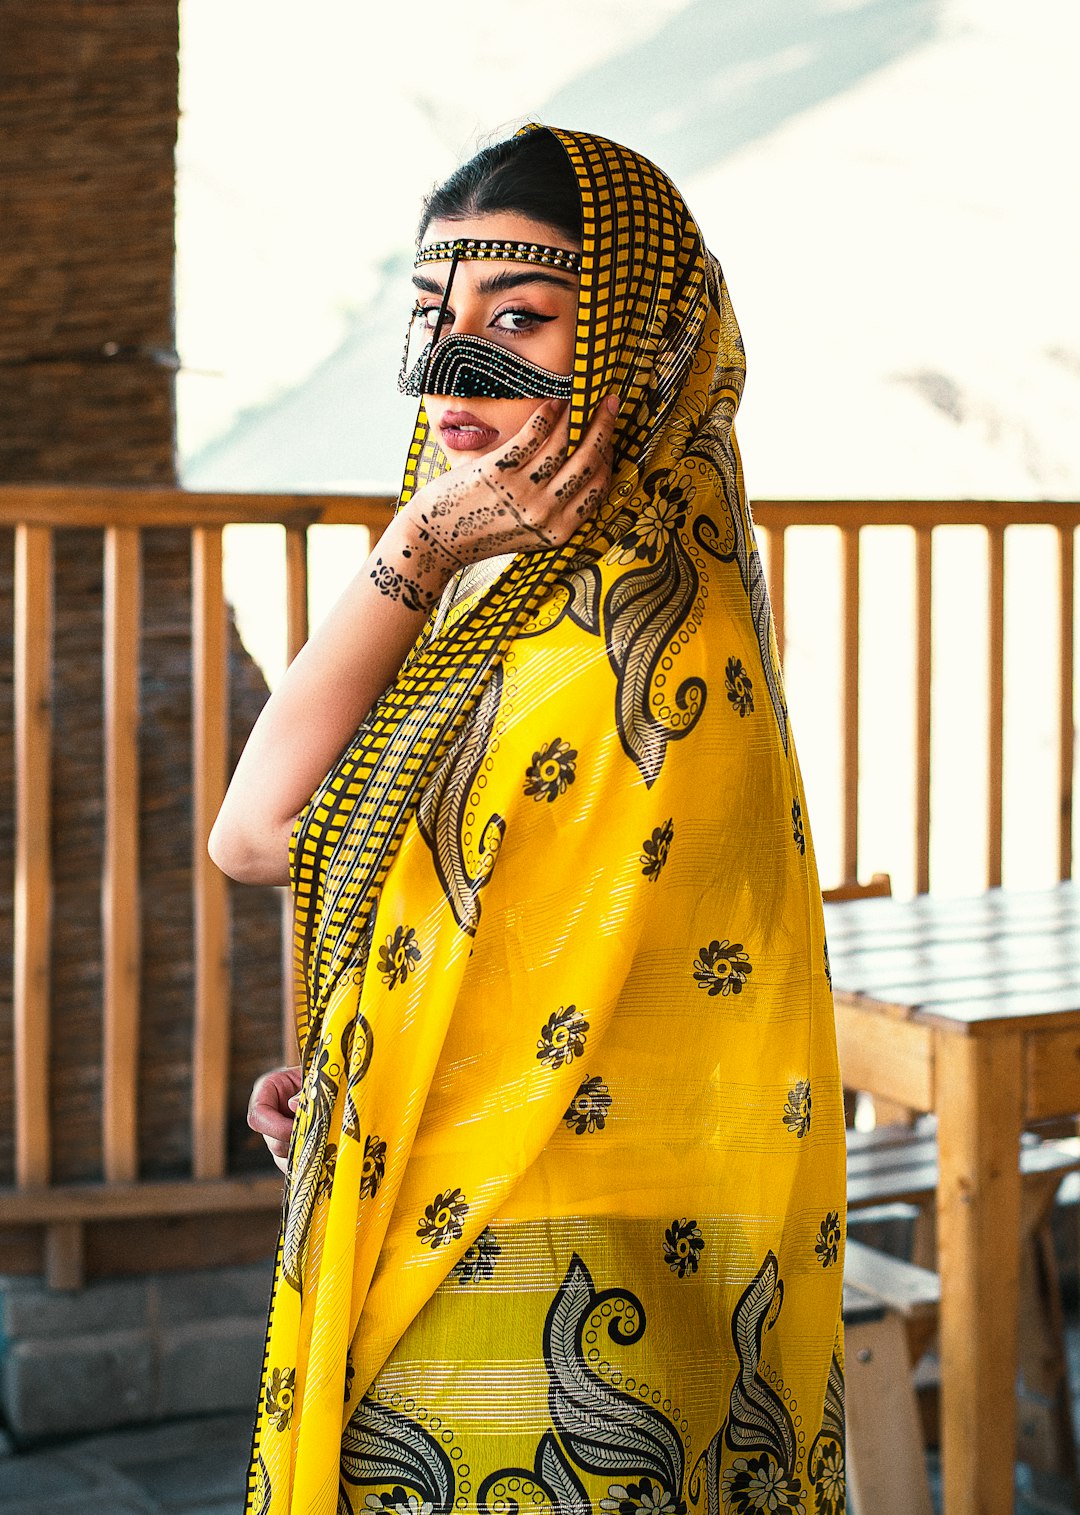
[725,656,754,717]
[693,939,752,996]
[791,798,805,855]
[564,1075,611,1134]
[536,1004,589,1069]
[264,1366,295,1432]
[454,1225,501,1283]
[365,1491,437,1515]
[600,1478,683,1515]
[360,1134,387,1199]
[343,1353,354,1403]
[783,1080,812,1139]
[720,1455,806,1514]
[610,475,692,565]
[663,1218,704,1278]
[377,925,421,989]
[416,1188,469,1249]
[815,1211,842,1269]
[641,818,674,881]
[524,738,578,803]
[823,939,832,991]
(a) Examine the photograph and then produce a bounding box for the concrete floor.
[1,1366,1079,1515]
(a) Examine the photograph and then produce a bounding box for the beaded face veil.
[397,237,580,400]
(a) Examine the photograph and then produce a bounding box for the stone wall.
[0,1260,272,1443]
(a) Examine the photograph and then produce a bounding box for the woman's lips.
[438,410,499,452]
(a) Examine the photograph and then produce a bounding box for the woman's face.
[414,213,580,468]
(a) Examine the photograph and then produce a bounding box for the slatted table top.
[823,883,1080,1028]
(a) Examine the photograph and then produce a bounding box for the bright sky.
[175,0,1080,896]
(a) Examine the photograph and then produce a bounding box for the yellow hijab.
[248,125,845,1515]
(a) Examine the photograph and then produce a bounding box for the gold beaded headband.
[415,238,581,273]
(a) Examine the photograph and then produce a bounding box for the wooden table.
[824,884,1080,1515]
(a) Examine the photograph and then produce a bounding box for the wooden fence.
[0,486,1076,1284]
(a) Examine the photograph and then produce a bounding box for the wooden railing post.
[1058,526,1074,881]
[281,525,310,1063]
[841,528,861,883]
[987,526,1006,887]
[914,527,933,894]
[191,527,231,1180]
[14,525,55,1188]
[102,527,143,1183]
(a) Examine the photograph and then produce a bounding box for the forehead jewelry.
[415,238,581,273]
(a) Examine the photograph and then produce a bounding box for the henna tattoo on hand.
[370,556,439,613]
[529,454,560,485]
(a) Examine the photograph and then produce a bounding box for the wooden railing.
[0,486,1076,1284]
[754,501,1080,895]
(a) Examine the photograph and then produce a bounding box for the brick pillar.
[0,2,282,1189]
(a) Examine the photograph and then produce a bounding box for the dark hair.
[417,129,582,246]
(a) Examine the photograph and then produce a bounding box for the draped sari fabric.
[247,126,846,1515]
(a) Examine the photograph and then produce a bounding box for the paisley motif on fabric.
[604,471,706,788]
[417,665,506,937]
[341,1012,375,1142]
[339,1397,456,1515]
[544,1254,687,1508]
[282,1028,343,1291]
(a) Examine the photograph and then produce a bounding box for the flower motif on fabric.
[360,1134,386,1199]
[454,1225,501,1283]
[377,925,421,989]
[365,1490,435,1515]
[564,1074,611,1134]
[316,1141,336,1201]
[783,1079,812,1139]
[416,1187,469,1249]
[537,1004,589,1069]
[343,1352,355,1403]
[609,475,693,565]
[600,1478,683,1515]
[812,1443,845,1515]
[640,818,674,881]
[524,737,578,803]
[693,939,752,996]
[264,1366,295,1432]
[823,939,832,990]
[815,1211,842,1269]
[791,798,805,855]
[720,1454,806,1514]
[725,656,754,717]
[663,1217,704,1278]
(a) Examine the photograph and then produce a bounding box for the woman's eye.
[491,308,555,334]
[417,305,451,331]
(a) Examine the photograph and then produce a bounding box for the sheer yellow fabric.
[246,127,845,1515]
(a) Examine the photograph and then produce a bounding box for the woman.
[212,125,846,1515]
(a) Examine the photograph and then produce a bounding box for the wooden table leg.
[935,1030,1023,1515]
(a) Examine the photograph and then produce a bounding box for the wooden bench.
[848,1123,1080,1486]
[844,1238,939,1515]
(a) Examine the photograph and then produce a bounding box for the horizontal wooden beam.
[0,487,1075,534]
[0,485,397,530]
[0,1175,283,1225]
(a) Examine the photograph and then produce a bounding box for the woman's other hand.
[247,1064,302,1175]
[397,393,619,583]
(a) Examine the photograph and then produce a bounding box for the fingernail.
[287,1094,300,1111]
[551,398,568,415]
[606,394,620,415]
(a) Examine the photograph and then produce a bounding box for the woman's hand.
[386,394,619,605]
[247,1064,302,1175]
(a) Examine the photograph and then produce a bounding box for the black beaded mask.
[398,238,577,400]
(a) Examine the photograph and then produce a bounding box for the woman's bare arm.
[208,394,617,886]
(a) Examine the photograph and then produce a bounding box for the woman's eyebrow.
[410,269,577,297]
